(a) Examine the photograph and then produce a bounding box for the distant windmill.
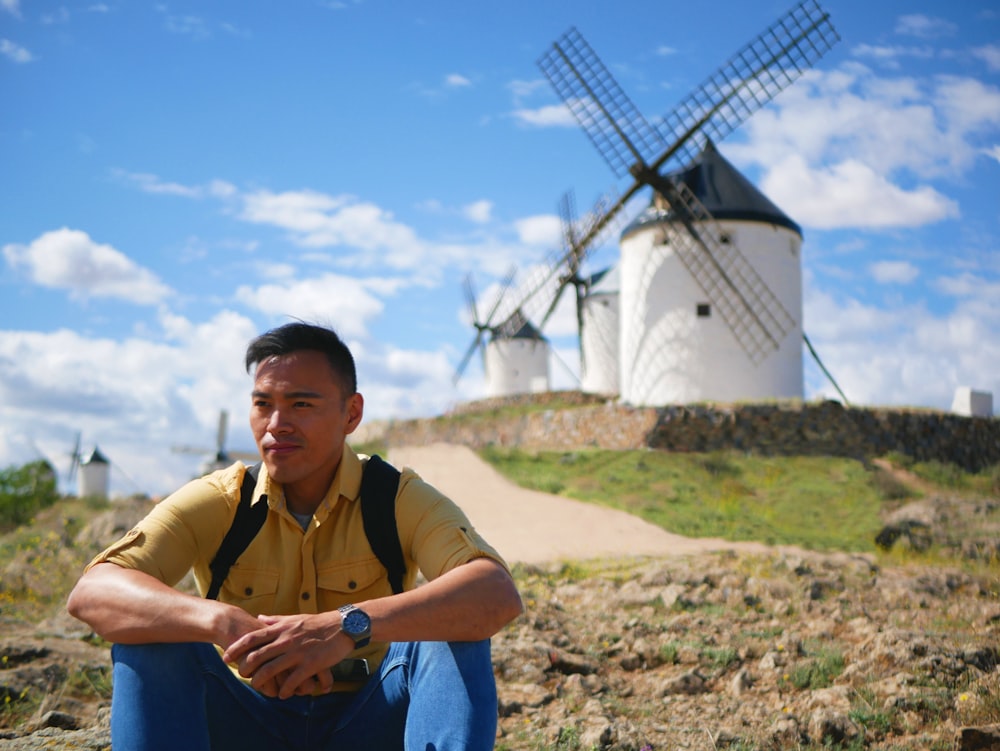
[67,431,83,485]
[533,0,841,405]
[454,268,552,397]
[455,187,624,399]
[172,409,257,476]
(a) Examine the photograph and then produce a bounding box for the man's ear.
[345,392,364,435]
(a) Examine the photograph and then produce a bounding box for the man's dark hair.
[245,322,357,395]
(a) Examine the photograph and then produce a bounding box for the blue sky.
[2,0,998,496]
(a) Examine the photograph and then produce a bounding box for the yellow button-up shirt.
[88,446,508,685]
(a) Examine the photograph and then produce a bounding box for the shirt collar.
[256,444,365,515]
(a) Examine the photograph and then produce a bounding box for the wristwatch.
[338,604,372,649]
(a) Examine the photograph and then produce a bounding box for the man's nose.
[267,408,290,433]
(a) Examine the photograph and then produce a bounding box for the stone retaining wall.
[361,393,1000,472]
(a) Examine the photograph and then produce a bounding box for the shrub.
[0,461,60,530]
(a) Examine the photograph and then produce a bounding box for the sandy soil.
[388,443,772,565]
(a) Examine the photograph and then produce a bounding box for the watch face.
[343,609,370,636]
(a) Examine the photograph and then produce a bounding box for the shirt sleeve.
[85,471,238,587]
[393,469,510,581]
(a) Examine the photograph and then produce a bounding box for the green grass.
[479,447,904,553]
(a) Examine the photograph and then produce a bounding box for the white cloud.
[655,45,677,57]
[511,104,577,128]
[462,200,493,223]
[506,79,548,107]
[973,45,1000,72]
[731,65,1000,180]
[41,7,70,24]
[1,38,32,63]
[761,155,959,230]
[0,311,264,495]
[239,189,425,266]
[932,75,1000,135]
[851,43,934,67]
[234,274,385,339]
[2,228,172,304]
[514,215,560,247]
[894,14,957,39]
[869,260,919,285]
[1,0,20,18]
[114,170,237,199]
[445,73,471,88]
[162,13,211,39]
[803,282,1000,411]
[986,145,1000,164]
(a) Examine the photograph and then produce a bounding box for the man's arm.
[224,557,522,698]
[67,562,262,649]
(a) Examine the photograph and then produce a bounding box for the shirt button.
[244,587,253,596]
[348,581,357,590]
[301,592,311,601]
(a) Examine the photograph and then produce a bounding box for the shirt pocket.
[316,558,389,602]
[220,567,280,614]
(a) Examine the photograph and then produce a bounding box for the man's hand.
[222,612,353,699]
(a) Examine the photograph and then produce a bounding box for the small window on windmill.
[696,303,711,318]
[719,231,732,245]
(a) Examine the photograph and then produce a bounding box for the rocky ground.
[2,493,999,750]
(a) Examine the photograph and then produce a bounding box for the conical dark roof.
[492,309,547,342]
[624,139,801,237]
[82,446,110,465]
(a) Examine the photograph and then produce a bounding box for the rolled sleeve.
[85,470,239,586]
[395,471,509,581]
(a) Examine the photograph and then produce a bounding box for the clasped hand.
[223,611,351,699]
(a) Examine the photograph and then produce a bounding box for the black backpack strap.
[206,463,267,600]
[361,454,405,595]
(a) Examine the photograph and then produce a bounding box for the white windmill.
[78,445,111,499]
[579,265,620,396]
[454,269,552,397]
[172,409,258,477]
[535,0,841,406]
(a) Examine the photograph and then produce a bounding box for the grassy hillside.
[477,447,1000,561]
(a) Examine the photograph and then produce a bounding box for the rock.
[32,710,78,731]
[960,724,1000,751]
[546,649,598,676]
[807,709,860,746]
[730,668,753,696]
[661,669,707,696]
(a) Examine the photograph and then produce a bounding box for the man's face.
[250,349,363,508]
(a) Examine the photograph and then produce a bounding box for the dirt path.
[388,443,773,565]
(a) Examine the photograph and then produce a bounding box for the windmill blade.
[536,2,839,243]
[453,266,518,385]
[657,0,840,172]
[216,410,229,453]
[558,189,579,254]
[494,190,620,336]
[657,179,796,363]
[482,265,518,328]
[67,431,82,482]
[462,274,480,324]
[453,330,485,384]
[533,190,584,332]
[538,27,666,179]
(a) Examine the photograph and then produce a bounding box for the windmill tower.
[78,445,110,499]
[454,270,551,397]
[536,0,839,406]
[172,409,258,477]
[484,310,550,396]
[468,190,623,396]
[579,265,620,395]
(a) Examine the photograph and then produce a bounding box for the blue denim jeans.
[110,639,497,751]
